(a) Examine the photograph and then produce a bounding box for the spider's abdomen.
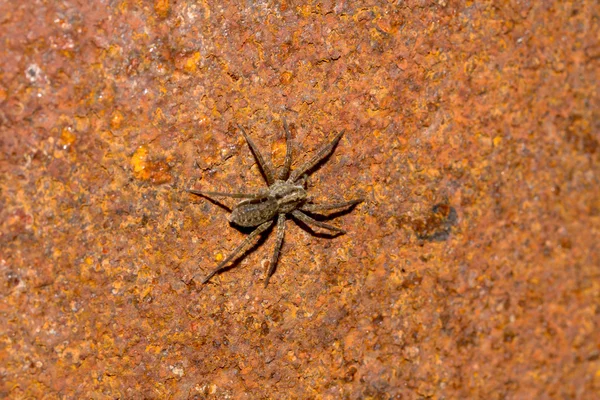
[229,198,278,227]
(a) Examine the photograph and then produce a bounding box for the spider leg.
[278,118,293,181]
[295,174,308,188]
[200,220,274,284]
[187,189,268,200]
[264,213,286,287]
[237,124,275,185]
[288,130,345,183]
[291,210,346,235]
[300,198,364,213]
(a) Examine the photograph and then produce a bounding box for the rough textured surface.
[1,1,598,398]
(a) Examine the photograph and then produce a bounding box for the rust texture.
[1,1,598,399]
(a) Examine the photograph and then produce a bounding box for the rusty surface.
[1,1,599,398]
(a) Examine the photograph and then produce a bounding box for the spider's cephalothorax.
[228,180,307,227]
[188,119,363,287]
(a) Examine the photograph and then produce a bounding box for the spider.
[188,119,363,287]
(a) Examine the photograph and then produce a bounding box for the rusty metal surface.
[1,1,598,398]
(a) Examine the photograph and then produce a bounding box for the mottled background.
[1,1,598,399]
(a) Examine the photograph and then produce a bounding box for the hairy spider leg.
[264,214,286,287]
[237,124,275,185]
[300,199,364,213]
[187,189,268,200]
[288,130,345,183]
[291,210,346,235]
[278,118,293,181]
[201,220,274,284]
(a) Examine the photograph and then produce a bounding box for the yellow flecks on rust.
[110,110,124,130]
[60,127,76,148]
[215,252,224,262]
[366,108,388,118]
[107,44,122,58]
[132,31,150,43]
[145,343,163,354]
[426,168,441,178]
[74,115,90,132]
[369,27,386,43]
[132,145,150,180]
[135,266,156,300]
[376,17,393,34]
[336,247,349,262]
[297,5,313,17]
[100,334,115,351]
[271,136,287,166]
[184,51,202,73]
[79,262,97,285]
[137,284,153,301]
[280,71,293,85]
[112,279,125,292]
[130,145,171,183]
[116,0,128,14]
[353,8,375,22]
[59,49,74,59]
[371,86,392,109]
[153,107,166,125]
[154,0,170,18]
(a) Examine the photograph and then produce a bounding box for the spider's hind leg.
[264,214,286,287]
[199,219,274,284]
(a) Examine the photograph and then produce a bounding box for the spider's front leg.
[278,118,293,181]
[288,130,345,182]
[238,124,276,185]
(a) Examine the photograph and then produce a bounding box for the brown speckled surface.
[1,1,599,399]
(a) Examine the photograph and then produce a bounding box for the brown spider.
[188,119,363,287]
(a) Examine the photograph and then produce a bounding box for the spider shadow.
[302,201,361,221]
[190,192,232,213]
[292,202,361,238]
[291,218,343,239]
